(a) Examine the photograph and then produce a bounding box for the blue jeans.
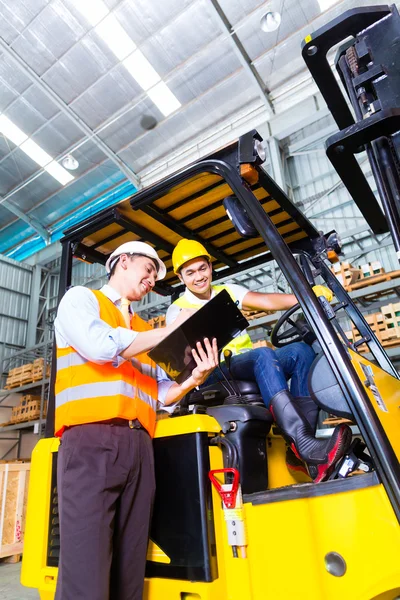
[204,342,315,408]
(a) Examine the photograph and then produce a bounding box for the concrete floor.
[0,563,39,599]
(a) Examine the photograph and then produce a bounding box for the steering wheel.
[270,304,315,348]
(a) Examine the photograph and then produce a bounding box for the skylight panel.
[0,115,75,186]
[96,14,136,60]
[123,50,161,91]
[147,82,182,117]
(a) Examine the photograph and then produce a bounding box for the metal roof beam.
[208,0,274,116]
[0,38,141,191]
[1,196,50,242]
[143,205,238,268]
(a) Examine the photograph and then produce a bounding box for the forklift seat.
[308,354,353,420]
[187,380,262,406]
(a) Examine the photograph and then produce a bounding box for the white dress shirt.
[54,284,175,405]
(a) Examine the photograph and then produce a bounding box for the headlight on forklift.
[326,231,342,262]
[254,139,266,162]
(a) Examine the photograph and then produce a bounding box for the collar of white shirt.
[100,284,135,314]
[184,285,216,306]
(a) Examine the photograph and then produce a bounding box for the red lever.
[209,468,240,508]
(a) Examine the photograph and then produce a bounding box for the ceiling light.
[260,12,281,32]
[62,154,79,170]
[140,115,158,131]
[123,50,161,90]
[72,0,109,27]
[147,82,181,117]
[318,0,338,10]
[96,14,136,60]
[45,161,75,185]
[0,115,28,146]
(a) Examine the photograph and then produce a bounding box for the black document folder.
[148,289,249,383]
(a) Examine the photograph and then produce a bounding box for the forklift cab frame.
[22,129,400,599]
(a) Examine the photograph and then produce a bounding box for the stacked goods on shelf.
[345,306,400,351]
[359,261,385,278]
[381,302,400,341]
[331,260,400,300]
[10,394,47,425]
[4,358,50,390]
[4,365,33,390]
[31,357,49,382]
[0,461,31,559]
[242,309,274,321]
[330,262,361,287]
[252,339,274,349]
[148,315,166,329]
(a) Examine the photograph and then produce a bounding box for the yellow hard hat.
[172,239,211,274]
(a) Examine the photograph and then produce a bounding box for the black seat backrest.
[308,354,353,420]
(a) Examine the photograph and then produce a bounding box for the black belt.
[96,418,144,429]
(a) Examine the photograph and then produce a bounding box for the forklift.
[302,3,400,257]
[20,125,400,599]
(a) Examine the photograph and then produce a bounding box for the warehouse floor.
[0,562,38,599]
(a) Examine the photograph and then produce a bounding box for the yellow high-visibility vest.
[173,284,253,356]
[55,290,158,437]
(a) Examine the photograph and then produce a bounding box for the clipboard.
[148,289,249,383]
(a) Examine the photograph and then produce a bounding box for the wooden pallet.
[242,309,274,321]
[322,416,354,426]
[148,315,166,329]
[11,400,47,424]
[346,269,400,293]
[252,340,274,349]
[4,375,34,390]
[8,364,32,377]
[4,365,49,390]
[0,462,30,559]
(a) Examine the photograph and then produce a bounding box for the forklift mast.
[302,4,400,257]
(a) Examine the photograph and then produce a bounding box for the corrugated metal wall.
[0,255,32,354]
[71,260,108,290]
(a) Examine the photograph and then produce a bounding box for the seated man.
[166,239,352,483]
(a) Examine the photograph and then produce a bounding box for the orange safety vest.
[55,290,159,438]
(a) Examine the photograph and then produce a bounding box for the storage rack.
[0,340,52,459]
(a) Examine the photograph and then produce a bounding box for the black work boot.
[285,397,319,480]
[270,390,352,483]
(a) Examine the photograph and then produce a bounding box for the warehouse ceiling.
[0,0,386,259]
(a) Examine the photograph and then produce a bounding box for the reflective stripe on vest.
[55,290,158,437]
[173,284,253,356]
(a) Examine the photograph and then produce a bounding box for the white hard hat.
[105,241,166,280]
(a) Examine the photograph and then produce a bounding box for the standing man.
[54,241,218,600]
[166,239,351,483]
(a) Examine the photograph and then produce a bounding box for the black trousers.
[55,422,155,600]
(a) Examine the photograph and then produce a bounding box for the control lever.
[223,349,242,398]
[216,349,242,401]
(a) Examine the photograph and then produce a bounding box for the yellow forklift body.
[20,129,400,599]
[21,414,400,600]
[349,349,400,457]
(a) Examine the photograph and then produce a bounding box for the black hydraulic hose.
[210,436,239,472]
